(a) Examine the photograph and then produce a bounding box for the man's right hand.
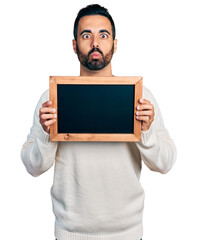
[39,101,57,134]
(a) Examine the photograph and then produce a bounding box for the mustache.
[88,47,103,57]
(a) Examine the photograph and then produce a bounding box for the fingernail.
[137,105,140,110]
[136,111,139,115]
[54,114,57,118]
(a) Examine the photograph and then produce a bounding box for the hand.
[135,98,155,132]
[39,101,57,134]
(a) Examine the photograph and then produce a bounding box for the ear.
[72,39,77,54]
[113,39,118,53]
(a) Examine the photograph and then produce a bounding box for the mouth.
[91,51,100,59]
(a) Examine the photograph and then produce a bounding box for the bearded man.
[21,4,176,240]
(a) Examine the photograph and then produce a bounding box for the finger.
[137,104,154,111]
[42,101,52,107]
[40,113,57,120]
[138,98,150,104]
[40,107,56,114]
[43,118,56,127]
[136,115,150,122]
[136,110,153,116]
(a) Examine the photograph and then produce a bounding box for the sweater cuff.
[38,128,51,144]
[141,125,154,144]
[139,124,158,148]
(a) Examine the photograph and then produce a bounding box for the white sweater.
[21,86,176,240]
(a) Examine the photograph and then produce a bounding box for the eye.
[82,34,91,39]
[100,33,108,39]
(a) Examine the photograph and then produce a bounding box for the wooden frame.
[49,76,143,142]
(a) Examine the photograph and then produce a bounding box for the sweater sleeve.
[21,90,58,177]
[135,87,177,174]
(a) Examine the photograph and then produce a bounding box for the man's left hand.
[135,98,155,132]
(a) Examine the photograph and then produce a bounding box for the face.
[73,15,117,71]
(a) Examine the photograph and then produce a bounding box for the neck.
[80,63,113,77]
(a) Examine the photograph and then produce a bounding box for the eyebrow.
[80,29,111,36]
[99,29,111,35]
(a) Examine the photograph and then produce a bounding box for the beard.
[76,44,114,71]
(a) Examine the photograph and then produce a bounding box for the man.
[21,4,176,240]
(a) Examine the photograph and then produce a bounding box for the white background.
[0,0,196,239]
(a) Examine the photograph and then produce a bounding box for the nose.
[90,36,99,49]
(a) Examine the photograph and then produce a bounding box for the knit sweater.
[21,86,176,240]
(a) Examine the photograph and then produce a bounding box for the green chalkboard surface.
[57,84,135,134]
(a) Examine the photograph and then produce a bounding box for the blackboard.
[49,76,142,142]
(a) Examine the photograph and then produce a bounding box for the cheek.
[77,41,91,54]
[100,40,113,52]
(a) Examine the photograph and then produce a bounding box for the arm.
[21,90,58,177]
[135,87,177,174]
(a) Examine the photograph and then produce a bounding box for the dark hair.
[73,4,116,41]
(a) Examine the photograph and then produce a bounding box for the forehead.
[78,15,112,33]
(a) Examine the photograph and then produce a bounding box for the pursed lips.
[91,51,100,59]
